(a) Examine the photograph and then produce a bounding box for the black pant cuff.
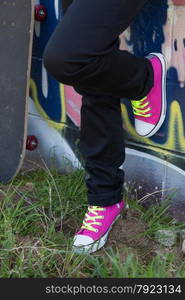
[87,187,123,207]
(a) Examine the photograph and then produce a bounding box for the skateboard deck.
[0,0,34,183]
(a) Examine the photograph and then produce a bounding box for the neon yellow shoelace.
[131,96,152,117]
[81,206,105,232]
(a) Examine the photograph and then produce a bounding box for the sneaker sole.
[142,52,167,138]
[72,214,121,254]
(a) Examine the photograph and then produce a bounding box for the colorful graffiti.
[120,0,185,219]
[29,0,185,220]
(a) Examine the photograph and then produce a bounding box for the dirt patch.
[96,208,184,267]
[99,208,157,262]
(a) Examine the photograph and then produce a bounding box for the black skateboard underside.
[0,0,34,183]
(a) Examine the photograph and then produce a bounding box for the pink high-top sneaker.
[73,201,125,254]
[131,52,167,138]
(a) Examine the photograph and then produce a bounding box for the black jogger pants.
[43,0,153,206]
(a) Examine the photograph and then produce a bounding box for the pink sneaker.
[73,201,125,254]
[131,52,167,138]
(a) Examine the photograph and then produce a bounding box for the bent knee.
[43,42,85,85]
[43,45,67,82]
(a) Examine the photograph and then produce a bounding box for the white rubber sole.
[138,52,167,138]
[72,214,121,254]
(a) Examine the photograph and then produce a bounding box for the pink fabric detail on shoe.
[76,200,125,241]
[134,56,163,125]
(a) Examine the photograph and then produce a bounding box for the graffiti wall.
[29,0,185,221]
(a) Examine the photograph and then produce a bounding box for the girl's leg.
[73,94,125,253]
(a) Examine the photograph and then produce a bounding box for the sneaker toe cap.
[135,119,155,136]
[73,234,94,247]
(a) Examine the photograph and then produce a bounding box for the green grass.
[0,167,185,278]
